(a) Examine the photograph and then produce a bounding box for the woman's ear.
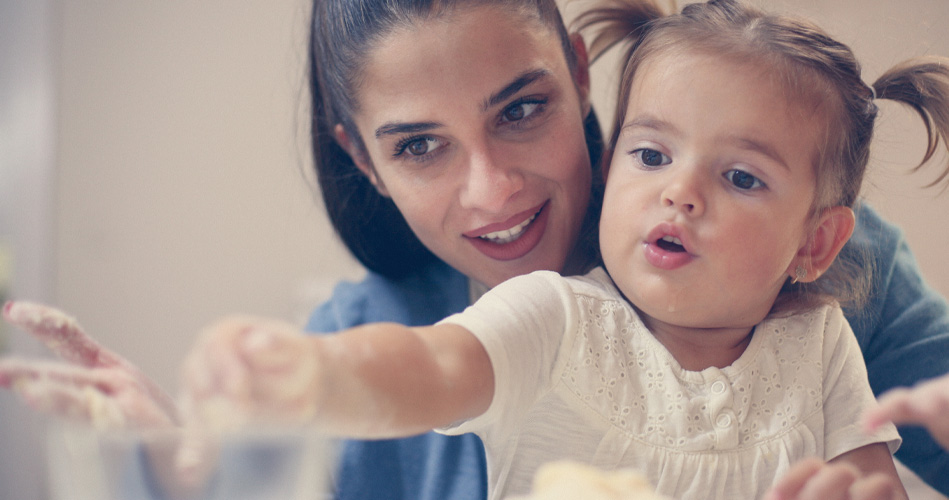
[569,33,592,118]
[333,124,390,197]
[787,206,856,283]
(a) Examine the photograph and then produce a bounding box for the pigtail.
[572,0,668,64]
[873,56,949,189]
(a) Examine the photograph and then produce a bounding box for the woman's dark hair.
[308,0,603,279]
[576,0,949,313]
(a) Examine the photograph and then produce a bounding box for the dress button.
[711,381,726,394]
[716,414,732,428]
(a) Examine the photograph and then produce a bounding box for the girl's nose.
[459,147,525,213]
[660,167,705,216]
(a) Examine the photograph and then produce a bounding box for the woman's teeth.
[661,235,682,246]
[480,211,538,244]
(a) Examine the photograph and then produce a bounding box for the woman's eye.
[395,136,441,158]
[724,169,765,190]
[631,148,671,168]
[501,99,544,124]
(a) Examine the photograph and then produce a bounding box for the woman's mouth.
[478,210,540,244]
[465,202,549,261]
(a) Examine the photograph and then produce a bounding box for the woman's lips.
[465,202,549,261]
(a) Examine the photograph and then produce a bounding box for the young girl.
[3,0,949,498]
[177,0,949,498]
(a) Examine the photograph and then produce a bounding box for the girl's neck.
[640,315,755,372]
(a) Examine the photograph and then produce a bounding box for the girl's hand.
[765,458,899,500]
[0,301,178,429]
[862,374,949,451]
[179,316,322,431]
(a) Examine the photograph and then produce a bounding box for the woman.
[3,0,948,498]
[301,1,949,498]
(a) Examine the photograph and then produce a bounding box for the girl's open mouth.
[656,235,685,252]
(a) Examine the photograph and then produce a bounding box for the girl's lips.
[643,222,695,270]
[643,241,694,270]
[465,202,549,261]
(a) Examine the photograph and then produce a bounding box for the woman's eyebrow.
[374,69,551,139]
[482,69,551,111]
[375,121,440,139]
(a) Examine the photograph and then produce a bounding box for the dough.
[509,461,668,500]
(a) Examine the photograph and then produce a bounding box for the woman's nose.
[660,167,705,216]
[459,147,525,212]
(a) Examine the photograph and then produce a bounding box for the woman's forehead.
[352,5,572,124]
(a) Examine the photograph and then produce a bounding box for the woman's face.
[343,5,593,288]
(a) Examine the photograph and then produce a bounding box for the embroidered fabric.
[439,268,900,500]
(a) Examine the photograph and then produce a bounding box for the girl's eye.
[500,99,545,124]
[724,169,765,190]
[395,136,442,158]
[631,148,671,168]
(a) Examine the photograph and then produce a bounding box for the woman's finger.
[0,358,112,389]
[2,301,120,368]
[766,458,823,500]
[849,473,897,500]
[797,462,858,500]
[863,374,949,450]
[3,301,181,425]
[8,371,126,428]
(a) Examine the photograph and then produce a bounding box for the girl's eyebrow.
[482,69,551,111]
[621,115,678,135]
[729,137,791,172]
[622,115,791,171]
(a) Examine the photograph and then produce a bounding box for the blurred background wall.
[1,0,947,498]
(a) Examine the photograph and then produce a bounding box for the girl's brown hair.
[575,0,949,312]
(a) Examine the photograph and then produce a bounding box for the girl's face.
[601,52,825,336]
[343,5,593,288]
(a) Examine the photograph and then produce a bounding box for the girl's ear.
[569,33,592,118]
[333,124,390,197]
[787,206,855,283]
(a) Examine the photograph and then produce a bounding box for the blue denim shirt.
[306,203,949,499]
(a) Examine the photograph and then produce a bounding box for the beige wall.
[1,1,947,498]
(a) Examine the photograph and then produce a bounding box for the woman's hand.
[765,458,899,500]
[863,374,949,451]
[0,301,178,429]
[179,316,322,431]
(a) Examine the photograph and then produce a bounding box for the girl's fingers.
[180,318,319,430]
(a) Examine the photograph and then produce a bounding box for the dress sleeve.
[842,204,949,491]
[436,271,578,438]
[821,306,902,459]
